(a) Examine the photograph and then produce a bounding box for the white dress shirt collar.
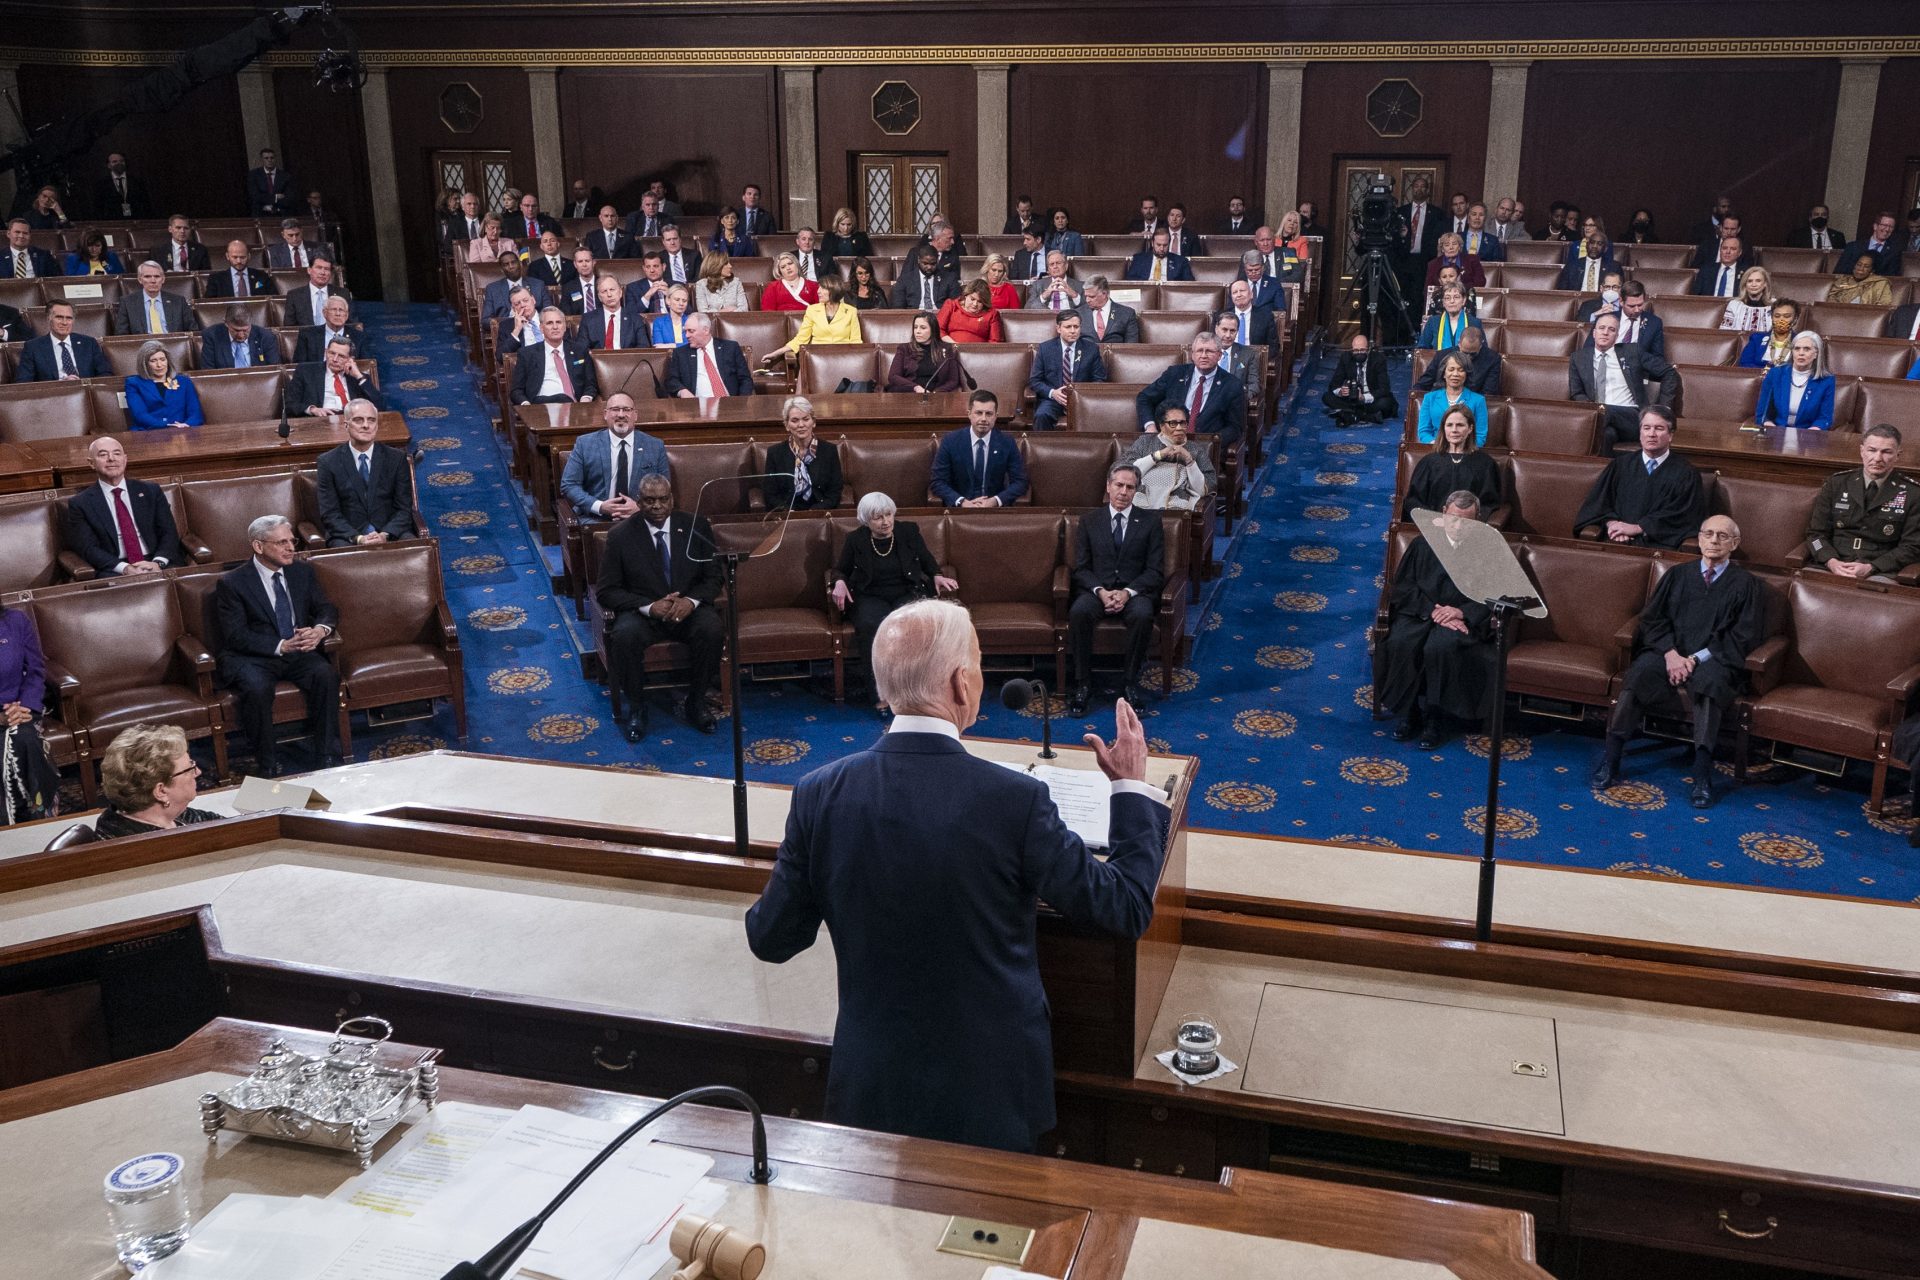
[888,714,960,740]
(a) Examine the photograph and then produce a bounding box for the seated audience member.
[560,391,667,520]
[982,254,1024,311]
[446,191,483,249]
[842,258,886,310]
[1805,425,1920,580]
[1133,334,1246,445]
[626,192,667,241]
[1380,492,1498,750]
[214,515,340,776]
[0,297,26,343]
[22,185,68,229]
[205,240,275,298]
[888,311,968,394]
[623,251,674,314]
[1417,282,1481,350]
[1826,251,1896,306]
[92,725,221,837]
[1885,295,1920,342]
[1415,351,1489,446]
[316,399,416,546]
[824,206,875,259]
[1221,279,1277,349]
[17,301,109,381]
[740,185,777,237]
[646,180,683,221]
[291,335,382,420]
[509,307,598,405]
[659,225,702,288]
[1164,204,1206,259]
[1591,515,1762,809]
[1721,266,1774,333]
[1621,208,1660,244]
[1011,226,1049,280]
[114,261,193,334]
[511,191,558,243]
[1573,406,1705,548]
[1272,210,1308,270]
[930,391,1027,507]
[564,180,604,220]
[1688,196,1732,246]
[1003,194,1040,237]
[552,248,596,317]
[63,435,184,575]
[1246,225,1304,285]
[1735,300,1799,369]
[248,149,296,216]
[295,295,365,363]
[1126,197,1161,239]
[266,219,317,270]
[760,251,820,313]
[1422,263,1475,325]
[1066,462,1163,715]
[1403,405,1501,520]
[1609,282,1665,356]
[0,595,54,823]
[832,491,957,710]
[587,205,633,261]
[889,247,959,311]
[764,395,844,510]
[0,217,59,278]
[1044,207,1086,256]
[1460,203,1505,262]
[1692,236,1749,298]
[1210,310,1259,384]
[1558,231,1616,292]
[1414,324,1501,397]
[940,279,1005,344]
[1123,229,1194,283]
[1426,232,1485,289]
[283,256,350,328]
[63,229,126,276]
[666,313,754,397]
[1835,212,1902,276]
[650,284,694,347]
[1298,199,1327,240]
[1754,332,1835,429]
[124,340,203,430]
[1029,311,1108,429]
[481,252,548,326]
[200,307,281,369]
[598,474,725,739]
[1124,406,1214,512]
[707,206,757,258]
[765,276,861,364]
[788,226,833,284]
[582,274,645,351]
[496,286,546,356]
[1025,249,1083,312]
[1324,332,1397,426]
[1074,277,1137,344]
[1492,196,1530,243]
[158,214,210,273]
[526,231,574,294]
[1574,268,1628,323]
[1570,311,1682,447]
[465,213,516,265]
[694,252,748,312]
[1219,195,1259,234]
[1236,252,1283,313]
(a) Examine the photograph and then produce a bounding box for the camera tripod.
[1336,246,1418,348]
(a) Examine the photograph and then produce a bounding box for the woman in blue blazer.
[124,340,203,430]
[707,206,757,257]
[1044,207,1086,256]
[64,229,127,276]
[1753,332,1835,430]
[649,285,692,346]
[1415,350,1489,445]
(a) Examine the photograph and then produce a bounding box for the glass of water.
[1172,1014,1222,1076]
[103,1152,191,1271]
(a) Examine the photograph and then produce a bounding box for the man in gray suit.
[1075,277,1140,344]
[111,260,192,334]
[1493,196,1531,243]
[1209,310,1260,386]
[559,391,668,520]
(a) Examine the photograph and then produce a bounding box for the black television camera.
[1353,175,1402,251]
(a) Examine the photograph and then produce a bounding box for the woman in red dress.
[937,279,1004,343]
[759,252,819,312]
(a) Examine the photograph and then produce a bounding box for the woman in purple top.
[0,604,58,824]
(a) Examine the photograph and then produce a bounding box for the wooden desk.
[1672,419,1908,480]
[22,414,412,488]
[0,442,53,494]
[0,1018,1543,1279]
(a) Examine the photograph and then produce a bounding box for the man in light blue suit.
[745,599,1170,1151]
[559,391,667,520]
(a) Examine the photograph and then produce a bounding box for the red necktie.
[112,487,145,561]
[295,246,305,267]
[1095,310,1106,339]
[701,345,728,396]
[551,346,574,397]
[175,243,187,270]
[605,313,619,350]
[1189,372,1207,421]
[332,373,347,407]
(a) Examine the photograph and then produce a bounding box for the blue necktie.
[358,452,370,485]
[234,338,249,368]
[271,571,295,639]
[1645,457,1657,475]
[656,527,671,583]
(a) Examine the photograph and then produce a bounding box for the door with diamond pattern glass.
[854,154,947,235]
[433,150,515,219]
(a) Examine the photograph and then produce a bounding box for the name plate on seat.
[62,283,104,300]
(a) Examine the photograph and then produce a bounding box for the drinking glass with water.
[103,1152,191,1271]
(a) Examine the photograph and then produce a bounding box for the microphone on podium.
[1000,677,1057,759]
[437,1085,774,1280]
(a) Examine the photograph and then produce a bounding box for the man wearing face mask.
[1786,203,1848,255]
[1575,268,1628,323]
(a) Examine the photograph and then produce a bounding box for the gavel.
[669,1215,766,1280]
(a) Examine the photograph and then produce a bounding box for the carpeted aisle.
[369,299,1917,904]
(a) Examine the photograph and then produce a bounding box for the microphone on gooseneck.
[277,376,291,440]
[1001,677,1056,759]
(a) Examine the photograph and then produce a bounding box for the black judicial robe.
[1573,451,1706,549]
[1623,559,1765,709]
[1379,536,1496,720]
[1401,449,1502,523]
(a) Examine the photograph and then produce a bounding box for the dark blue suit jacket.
[1121,251,1195,282]
[1028,339,1107,397]
[745,732,1168,1150]
[1558,252,1618,291]
[0,246,60,278]
[1691,260,1748,297]
[15,333,109,381]
[1836,238,1903,277]
[1754,366,1836,429]
[199,325,282,369]
[930,427,1026,506]
[1243,277,1282,312]
[1133,364,1247,444]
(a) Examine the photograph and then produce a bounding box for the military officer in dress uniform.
[1804,425,1920,583]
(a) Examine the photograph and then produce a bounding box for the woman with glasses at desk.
[93,724,222,837]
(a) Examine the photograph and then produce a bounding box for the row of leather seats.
[544,223,1279,263]
[1496,239,1920,277]
[1460,291,1905,336]
[0,326,323,383]
[0,272,317,319]
[0,361,381,440]
[15,218,330,255]
[1485,260,1920,307]
[1371,526,1920,814]
[1421,320,1919,377]
[8,539,463,800]
[578,508,1192,710]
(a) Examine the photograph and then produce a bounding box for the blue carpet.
[360,301,1918,904]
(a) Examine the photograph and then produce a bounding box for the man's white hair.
[873,599,974,714]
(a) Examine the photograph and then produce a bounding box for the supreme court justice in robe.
[745,599,1169,1152]
[596,474,724,738]
[1573,406,1705,549]
[1591,515,1764,809]
[1380,493,1497,750]
[1401,404,1501,521]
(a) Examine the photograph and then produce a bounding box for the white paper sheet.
[312,1221,475,1280]
[143,1195,369,1279]
[999,761,1112,847]
[329,1101,516,1217]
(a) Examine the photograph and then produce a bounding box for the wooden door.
[1331,159,1448,279]
[853,153,947,235]
[433,150,515,216]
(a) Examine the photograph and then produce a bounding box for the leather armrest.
[747,488,768,514]
[1897,563,1920,587]
[1613,613,1642,656]
[176,526,214,563]
[1575,523,1604,541]
[296,520,325,548]
[1157,572,1189,614]
[56,550,98,581]
[1745,635,1788,695]
[1485,504,1512,530]
[172,634,215,673]
[1887,660,1920,699]
[1783,542,1811,570]
[435,599,460,648]
[1051,564,1070,614]
[42,658,79,701]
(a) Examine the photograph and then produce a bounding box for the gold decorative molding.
[4,37,1919,70]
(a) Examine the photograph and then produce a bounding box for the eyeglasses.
[170,762,203,779]
[1697,530,1738,541]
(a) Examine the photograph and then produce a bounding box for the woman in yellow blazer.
[764,276,863,364]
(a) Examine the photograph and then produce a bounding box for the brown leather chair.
[1739,576,1920,814]
[0,278,40,316]
[999,312,1062,345]
[955,345,1035,421]
[713,518,847,699]
[1711,472,1820,569]
[1825,338,1915,381]
[29,573,228,785]
[0,493,76,589]
[1509,538,1659,708]
[1064,509,1189,694]
[796,344,884,395]
[1152,284,1225,315]
[1137,312,1208,346]
[1490,264,1565,292]
[1620,244,1695,271]
[1805,303,1896,339]
[191,298,278,333]
[1661,328,1744,367]
[310,542,466,756]
[175,469,319,563]
[1631,267,1698,297]
[1757,247,1831,275]
[1856,377,1920,432]
[1102,345,1184,385]
[584,526,733,718]
[1769,273,1838,306]
[663,441,757,515]
[857,310,919,347]
[1504,400,1602,455]
[1498,321,1581,358]
[191,367,290,423]
[0,382,95,442]
[102,333,195,377]
[729,258,775,293]
[1186,259,1241,286]
[1502,452,1609,538]
[836,435,938,507]
[941,510,1068,688]
[1024,434,1119,509]
[1067,384,1149,433]
[587,349,668,400]
[1501,242,1567,268]
[47,276,125,312]
[1673,366,1761,422]
[1498,355,1572,402]
[1475,291,1508,319]
[1648,296,1730,329]
[173,566,339,768]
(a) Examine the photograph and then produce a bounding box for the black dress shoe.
[1690,779,1714,809]
[1589,760,1619,791]
[1390,717,1418,741]
[1415,722,1446,750]
[1067,686,1091,717]
[1907,820,1920,849]
[684,700,717,733]
[1124,682,1156,707]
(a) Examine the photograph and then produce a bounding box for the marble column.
[359,69,410,302]
[1483,60,1531,204]
[0,64,23,215]
[975,63,1010,235]
[235,66,281,166]
[1263,61,1306,224]
[779,67,820,231]
[1823,58,1884,237]
[527,69,565,217]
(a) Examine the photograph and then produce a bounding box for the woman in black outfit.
[1401,403,1502,522]
[844,258,886,310]
[93,724,222,838]
[1622,209,1660,244]
[824,206,875,259]
[832,491,959,711]
[762,395,844,511]
[885,310,969,394]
